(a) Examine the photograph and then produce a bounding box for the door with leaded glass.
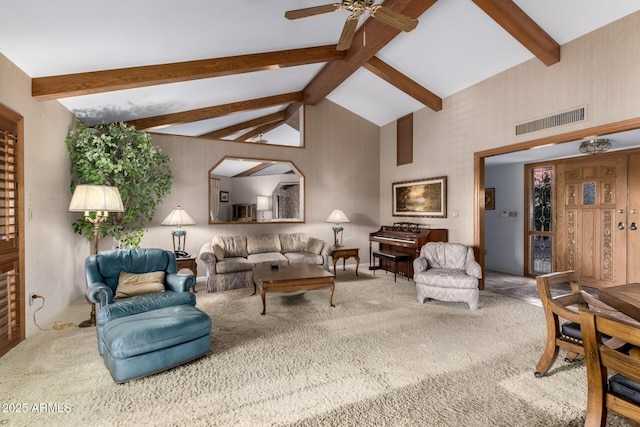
[526,164,555,277]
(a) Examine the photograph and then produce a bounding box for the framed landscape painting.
[392,176,447,218]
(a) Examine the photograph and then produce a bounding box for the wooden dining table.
[598,283,640,322]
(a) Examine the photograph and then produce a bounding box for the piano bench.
[372,251,411,282]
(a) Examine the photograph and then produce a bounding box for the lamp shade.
[325,209,350,224]
[256,196,269,211]
[161,206,196,227]
[69,185,124,212]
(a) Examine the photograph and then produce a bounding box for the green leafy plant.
[66,120,173,247]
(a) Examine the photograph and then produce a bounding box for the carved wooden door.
[556,153,627,288]
[625,152,640,283]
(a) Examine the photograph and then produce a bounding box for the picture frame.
[219,191,229,203]
[485,188,495,210]
[392,176,447,218]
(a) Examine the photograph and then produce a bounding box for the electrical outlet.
[29,292,37,306]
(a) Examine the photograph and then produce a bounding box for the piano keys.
[369,223,448,279]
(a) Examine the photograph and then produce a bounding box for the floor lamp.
[69,185,124,327]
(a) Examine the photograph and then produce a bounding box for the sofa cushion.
[285,252,324,265]
[212,244,225,261]
[213,236,248,258]
[247,234,281,255]
[305,237,325,255]
[115,271,165,299]
[414,269,479,289]
[247,252,288,266]
[216,257,254,274]
[279,233,307,253]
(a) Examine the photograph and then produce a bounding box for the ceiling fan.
[285,1,418,51]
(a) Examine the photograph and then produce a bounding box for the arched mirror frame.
[208,156,305,224]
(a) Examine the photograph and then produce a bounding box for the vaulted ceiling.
[1,0,639,146]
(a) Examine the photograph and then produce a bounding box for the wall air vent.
[515,107,586,136]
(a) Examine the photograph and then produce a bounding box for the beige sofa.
[199,233,331,292]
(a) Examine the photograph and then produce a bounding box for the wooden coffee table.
[252,264,335,315]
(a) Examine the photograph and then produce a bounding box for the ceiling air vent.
[515,107,586,136]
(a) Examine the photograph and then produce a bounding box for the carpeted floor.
[0,268,630,426]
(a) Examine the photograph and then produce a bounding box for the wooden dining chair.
[580,309,640,426]
[534,270,621,377]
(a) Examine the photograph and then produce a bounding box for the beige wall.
[141,99,381,276]
[5,10,640,338]
[380,11,640,245]
[0,52,83,336]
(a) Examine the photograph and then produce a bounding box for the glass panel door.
[526,165,554,276]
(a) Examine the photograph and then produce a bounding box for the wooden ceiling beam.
[233,162,274,177]
[235,121,285,142]
[471,0,560,66]
[32,45,344,101]
[126,92,303,130]
[364,56,442,111]
[199,111,286,139]
[303,0,438,105]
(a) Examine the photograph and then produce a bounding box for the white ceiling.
[1,0,639,139]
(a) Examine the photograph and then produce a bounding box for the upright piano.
[369,223,448,279]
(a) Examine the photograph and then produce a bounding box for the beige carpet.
[0,268,630,426]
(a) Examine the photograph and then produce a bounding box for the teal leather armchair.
[85,248,196,355]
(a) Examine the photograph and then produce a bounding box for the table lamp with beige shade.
[325,209,350,248]
[161,206,196,258]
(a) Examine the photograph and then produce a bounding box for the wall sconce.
[325,209,350,247]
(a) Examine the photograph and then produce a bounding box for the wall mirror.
[209,156,305,224]
[207,106,304,147]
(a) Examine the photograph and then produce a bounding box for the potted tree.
[66,120,173,247]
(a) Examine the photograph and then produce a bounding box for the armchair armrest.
[466,260,483,279]
[413,257,429,274]
[87,283,113,308]
[165,273,194,293]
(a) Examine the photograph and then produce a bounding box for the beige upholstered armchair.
[413,242,482,311]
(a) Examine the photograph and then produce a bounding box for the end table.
[330,247,360,276]
[176,256,198,293]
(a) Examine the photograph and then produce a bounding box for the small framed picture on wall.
[220,191,229,202]
[485,188,495,210]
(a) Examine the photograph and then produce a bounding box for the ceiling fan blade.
[285,4,341,20]
[337,15,359,51]
[370,6,418,32]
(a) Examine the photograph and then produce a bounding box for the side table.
[330,247,360,276]
[176,256,198,293]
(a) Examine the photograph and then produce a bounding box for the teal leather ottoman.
[101,305,211,383]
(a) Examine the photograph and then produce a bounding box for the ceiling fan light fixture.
[579,138,611,155]
[284,0,417,51]
[253,133,268,144]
